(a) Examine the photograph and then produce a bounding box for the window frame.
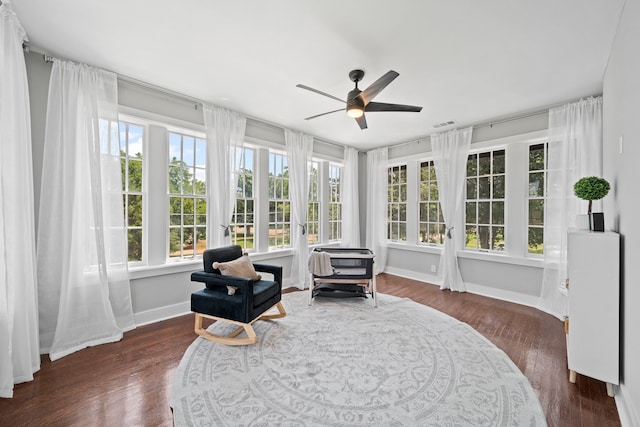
[231,146,256,251]
[307,160,320,244]
[418,160,445,246]
[119,121,145,264]
[328,163,343,242]
[167,130,207,259]
[268,151,291,250]
[527,142,548,256]
[464,148,507,253]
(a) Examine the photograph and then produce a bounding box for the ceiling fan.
[296,69,423,130]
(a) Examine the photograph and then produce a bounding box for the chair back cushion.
[213,254,262,281]
[203,245,243,273]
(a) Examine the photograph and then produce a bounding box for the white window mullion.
[505,143,526,257]
[147,124,169,265]
[405,160,419,245]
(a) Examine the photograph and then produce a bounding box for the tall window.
[307,161,319,244]
[387,165,407,241]
[419,161,444,245]
[268,152,291,249]
[528,143,547,254]
[328,164,342,241]
[168,132,207,258]
[465,150,506,251]
[119,122,144,262]
[232,147,255,250]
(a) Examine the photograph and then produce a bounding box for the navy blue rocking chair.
[190,245,286,345]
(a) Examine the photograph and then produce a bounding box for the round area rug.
[171,291,547,426]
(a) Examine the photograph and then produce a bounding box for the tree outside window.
[328,164,342,241]
[119,121,144,262]
[387,165,407,241]
[232,147,255,250]
[268,152,291,248]
[307,161,319,244]
[419,161,445,245]
[168,132,207,258]
[465,150,506,251]
[528,143,547,254]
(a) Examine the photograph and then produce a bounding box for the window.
[328,164,342,241]
[168,132,207,258]
[387,165,407,241]
[528,143,547,254]
[419,161,445,245]
[268,152,291,249]
[232,147,255,250]
[307,161,319,244]
[465,150,505,251]
[119,122,144,262]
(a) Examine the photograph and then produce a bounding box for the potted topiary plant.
[573,176,610,231]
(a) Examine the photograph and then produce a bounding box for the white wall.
[603,0,640,424]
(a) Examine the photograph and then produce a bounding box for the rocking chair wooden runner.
[190,246,286,345]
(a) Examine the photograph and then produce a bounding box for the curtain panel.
[341,147,360,248]
[202,105,247,248]
[285,130,313,289]
[538,97,603,319]
[37,59,135,361]
[432,127,473,292]
[366,148,388,274]
[0,0,40,398]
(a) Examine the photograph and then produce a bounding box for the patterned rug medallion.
[171,291,546,426]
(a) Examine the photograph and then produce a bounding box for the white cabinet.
[566,229,619,397]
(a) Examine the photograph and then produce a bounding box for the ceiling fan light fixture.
[347,104,364,118]
[346,93,364,118]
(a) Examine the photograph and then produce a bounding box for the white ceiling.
[14,0,624,150]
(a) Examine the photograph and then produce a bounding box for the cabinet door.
[567,230,619,385]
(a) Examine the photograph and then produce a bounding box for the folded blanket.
[308,251,335,276]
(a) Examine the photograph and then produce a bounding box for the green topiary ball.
[573,176,610,201]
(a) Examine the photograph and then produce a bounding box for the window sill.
[387,241,442,255]
[457,250,544,268]
[128,249,299,279]
[386,242,544,269]
[128,259,202,279]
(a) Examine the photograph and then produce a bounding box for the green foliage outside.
[168,156,207,257]
[122,152,143,261]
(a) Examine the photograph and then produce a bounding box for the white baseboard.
[383,266,440,287]
[133,301,191,327]
[383,266,539,309]
[464,282,540,309]
[616,384,640,427]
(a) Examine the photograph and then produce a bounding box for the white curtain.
[202,105,247,248]
[285,130,313,289]
[341,147,360,247]
[366,148,388,274]
[432,127,473,292]
[0,0,40,398]
[37,60,135,361]
[538,97,603,319]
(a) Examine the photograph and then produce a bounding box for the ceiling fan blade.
[296,84,346,104]
[365,102,423,113]
[355,114,368,130]
[359,70,399,105]
[304,108,344,120]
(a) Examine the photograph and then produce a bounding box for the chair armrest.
[252,263,283,286]
[191,271,254,293]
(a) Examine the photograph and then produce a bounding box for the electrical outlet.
[430,265,436,273]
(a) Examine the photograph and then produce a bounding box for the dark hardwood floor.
[0,273,620,426]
